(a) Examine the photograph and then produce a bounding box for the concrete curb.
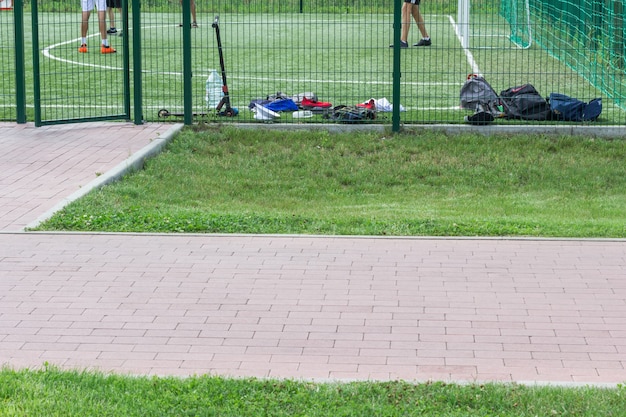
[224,122,626,137]
[24,123,184,230]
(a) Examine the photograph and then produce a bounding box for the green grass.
[1,366,624,416]
[35,127,626,237]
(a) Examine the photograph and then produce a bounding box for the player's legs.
[94,0,116,51]
[411,5,429,39]
[81,11,91,38]
[98,10,108,40]
[179,0,198,27]
[81,0,95,38]
[401,2,413,42]
[106,0,122,33]
[79,0,95,51]
[107,7,115,29]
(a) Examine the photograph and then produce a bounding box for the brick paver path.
[1,122,625,385]
[0,122,177,231]
[1,233,625,384]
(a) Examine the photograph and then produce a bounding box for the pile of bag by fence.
[248,92,403,123]
[460,74,602,125]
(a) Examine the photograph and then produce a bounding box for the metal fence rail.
[1,5,19,122]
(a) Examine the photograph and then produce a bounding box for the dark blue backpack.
[549,93,602,121]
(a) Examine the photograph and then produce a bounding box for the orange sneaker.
[78,44,88,53]
[101,45,116,54]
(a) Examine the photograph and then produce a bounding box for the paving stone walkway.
[1,122,625,385]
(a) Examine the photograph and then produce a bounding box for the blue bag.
[549,93,602,121]
[583,98,602,121]
[265,98,298,112]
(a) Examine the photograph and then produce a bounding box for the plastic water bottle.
[205,69,223,108]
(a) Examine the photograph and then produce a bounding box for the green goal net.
[500,0,532,49]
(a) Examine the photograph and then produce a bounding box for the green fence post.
[182,0,193,125]
[13,0,26,123]
[31,0,42,127]
[121,0,130,121]
[391,0,402,132]
[131,0,143,124]
[613,0,625,69]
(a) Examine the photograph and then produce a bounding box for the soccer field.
[3,8,624,124]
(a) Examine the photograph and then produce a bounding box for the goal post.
[456,0,532,49]
[456,0,470,49]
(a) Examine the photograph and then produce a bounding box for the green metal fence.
[1,4,20,122]
[2,0,626,127]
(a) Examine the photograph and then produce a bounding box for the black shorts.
[405,0,421,5]
[106,0,121,8]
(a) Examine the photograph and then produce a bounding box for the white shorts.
[82,0,107,12]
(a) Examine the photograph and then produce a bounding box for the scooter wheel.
[158,109,170,118]
[219,108,239,117]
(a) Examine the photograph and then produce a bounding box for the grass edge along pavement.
[32,125,626,239]
[0,366,625,417]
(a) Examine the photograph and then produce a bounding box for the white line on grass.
[41,25,184,75]
[448,15,482,76]
[234,77,460,87]
[40,20,464,87]
[42,35,121,70]
[37,17,467,112]
[224,14,462,24]
[0,103,463,111]
[41,37,462,87]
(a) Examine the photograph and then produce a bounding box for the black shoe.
[107,27,117,35]
[389,40,409,48]
[413,38,432,47]
[465,111,494,125]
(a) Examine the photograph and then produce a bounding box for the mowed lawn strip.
[36,127,626,237]
[1,367,625,416]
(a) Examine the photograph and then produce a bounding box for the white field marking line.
[42,36,462,87]
[41,25,181,75]
[234,76,461,87]
[147,106,463,111]
[41,33,461,86]
[224,14,456,24]
[40,20,465,87]
[0,103,463,111]
[42,34,120,70]
[448,14,482,76]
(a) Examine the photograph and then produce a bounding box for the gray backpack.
[460,74,499,110]
[460,74,505,124]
